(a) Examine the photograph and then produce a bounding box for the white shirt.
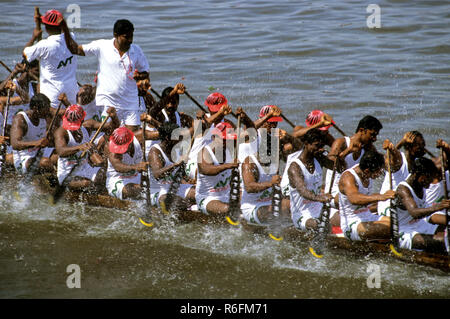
[82,38,150,111]
[23,33,78,108]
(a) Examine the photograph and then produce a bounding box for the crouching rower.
[196,122,239,217]
[241,129,290,226]
[148,122,195,210]
[288,129,335,231]
[54,104,119,191]
[106,126,150,200]
[10,93,59,174]
[395,157,450,253]
[338,150,395,242]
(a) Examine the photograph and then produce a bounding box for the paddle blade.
[309,234,325,258]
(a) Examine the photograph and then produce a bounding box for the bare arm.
[60,19,85,56]
[197,147,238,176]
[288,161,331,203]
[148,147,181,180]
[108,151,147,173]
[54,127,91,157]
[397,185,450,219]
[10,114,48,150]
[242,157,278,193]
[338,171,395,206]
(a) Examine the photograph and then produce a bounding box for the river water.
[0,0,449,300]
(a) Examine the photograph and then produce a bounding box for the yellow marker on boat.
[160,201,170,215]
[13,191,22,201]
[268,233,283,241]
[139,218,154,227]
[389,244,403,257]
[226,216,239,226]
[309,246,323,259]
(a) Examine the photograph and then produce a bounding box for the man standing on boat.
[61,18,150,133]
[338,150,395,242]
[23,9,78,109]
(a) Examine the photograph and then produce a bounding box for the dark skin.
[338,165,395,240]
[288,140,334,230]
[197,135,239,215]
[328,127,379,173]
[148,136,195,206]
[106,130,152,200]
[396,173,450,253]
[53,107,119,191]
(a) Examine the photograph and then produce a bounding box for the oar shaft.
[0,60,13,73]
[34,7,42,41]
[280,114,295,128]
[332,123,346,137]
[80,115,110,158]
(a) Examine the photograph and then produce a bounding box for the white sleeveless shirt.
[241,154,275,206]
[148,143,177,193]
[339,165,374,230]
[57,127,90,183]
[107,136,143,180]
[396,180,425,227]
[289,156,323,218]
[195,144,233,200]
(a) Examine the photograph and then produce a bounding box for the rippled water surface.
[0,0,449,299]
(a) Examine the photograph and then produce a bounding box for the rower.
[23,9,78,109]
[185,92,233,181]
[280,109,336,197]
[61,18,150,132]
[106,126,149,200]
[288,129,335,231]
[326,115,383,227]
[338,150,395,242]
[10,93,57,174]
[148,83,194,132]
[148,122,195,209]
[54,104,119,191]
[0,61,38,127]
[395,157,450,253]
[378,131,434,216]
[424,139,450,226]
[196,122,239,216]
[241,129,290,225]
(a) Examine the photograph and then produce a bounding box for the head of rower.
[40,9,64,36]
[410,157,437,190]
[355,115,383,148]
[359,150,386,180]
[302,128,328,158]
[113,19,134,53]
[402,131,426,158]
[29,93,51,119]
[259,105,282,131]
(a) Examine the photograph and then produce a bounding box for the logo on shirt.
[57,56,74,69]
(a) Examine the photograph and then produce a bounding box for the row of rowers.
[0,10,449,254]
[1,82,450,253]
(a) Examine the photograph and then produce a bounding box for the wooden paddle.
[49,114,110,204]
[0,89,12,177]
[161,128,196,214]
[387,148,402,257]
[34,7,42,41]
[439,147,450,255]
[138,99,154,227]
[268,128,284,241]
[308,158,337,258]
[226,113,241,226]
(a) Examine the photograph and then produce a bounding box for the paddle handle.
[80,114,110,158]
[441,148,449,201]
[34,7,42,41]
[0,60,13,74]
[332,123,346,137]
[46,101,63,139]
[281,114,295,128]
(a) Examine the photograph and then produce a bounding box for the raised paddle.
[439,147,450,255]
[49,114,110,204]
[34,7,42,41]
[226,113,242,226]
[387,148,402,257]
[0,89,12,177]
[308,158,337,258]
